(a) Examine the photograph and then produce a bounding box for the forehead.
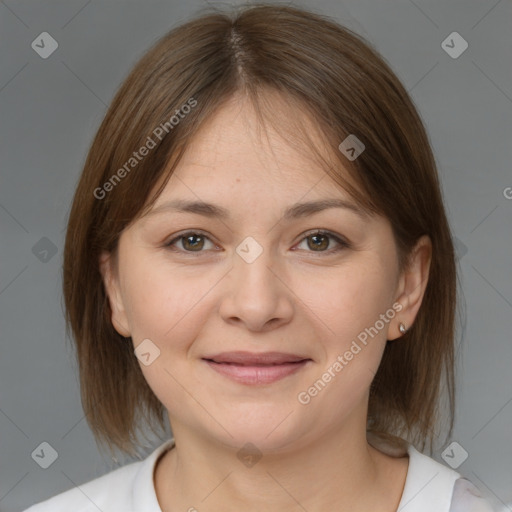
[150,93,362,208]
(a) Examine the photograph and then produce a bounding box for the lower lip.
[203,359,310,385]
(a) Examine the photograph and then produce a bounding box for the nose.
[218,243,294,332]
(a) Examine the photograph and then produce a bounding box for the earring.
[399,322,407,334]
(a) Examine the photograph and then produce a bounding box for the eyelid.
[164,228,350,255]
[164,229,219,255]
[294,229,350,252]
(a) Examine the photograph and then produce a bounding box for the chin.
[203,405,312,455]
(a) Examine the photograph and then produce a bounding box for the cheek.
[120,259,216,408]
[294,259,395,346]
[121,255,214,343]
[291,259,395,411]
[296,269,392,423]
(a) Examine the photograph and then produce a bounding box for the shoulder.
[449,478,496,512]
[405,445,495,512]
[367,433,495,512]
[22,439,174,512]
[22,460,141,512]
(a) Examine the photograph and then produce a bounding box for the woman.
[24,3,494,511]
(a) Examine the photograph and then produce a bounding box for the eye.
[164,229,349,256]
[293,229,349,254]
[165,231,217,254]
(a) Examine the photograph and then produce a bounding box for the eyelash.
[164,229,350,256]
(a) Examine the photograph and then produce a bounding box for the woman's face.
[100,95,423,453]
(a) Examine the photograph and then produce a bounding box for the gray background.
[1,0,511,511]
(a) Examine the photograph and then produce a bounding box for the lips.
[204,351,309,365]
[202,351,312,385]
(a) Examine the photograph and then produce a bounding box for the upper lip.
[203,351,311,365]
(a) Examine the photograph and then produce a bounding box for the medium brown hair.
[63,3,457,458]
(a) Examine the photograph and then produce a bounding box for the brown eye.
[295,230,349,253]
[165,229,349,256]
[181,234,205,251]
[307,233,330,251]
[166,231,215,253]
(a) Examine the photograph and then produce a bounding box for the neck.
[154,417,408,512]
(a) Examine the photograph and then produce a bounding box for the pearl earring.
[399,322,407,334]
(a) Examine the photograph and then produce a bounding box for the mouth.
[202,351,312,385]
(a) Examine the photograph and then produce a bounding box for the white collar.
[132,437,461,512]
[398,443,461,511]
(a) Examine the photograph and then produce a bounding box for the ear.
[98,251,131,338]
[390,235,432,340]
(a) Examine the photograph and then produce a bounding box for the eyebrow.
[143,198,370,221]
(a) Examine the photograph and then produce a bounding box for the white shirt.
[23,438,495,511]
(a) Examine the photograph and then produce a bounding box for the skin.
[99,92,432,512]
